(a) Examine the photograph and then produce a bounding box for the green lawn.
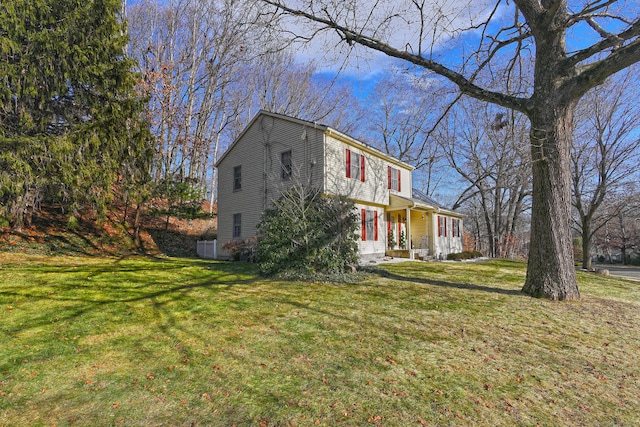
[1,253,639,426]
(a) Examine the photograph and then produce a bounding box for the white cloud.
[272,0,503,79]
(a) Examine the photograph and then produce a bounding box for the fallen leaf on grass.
[368,415,384,423]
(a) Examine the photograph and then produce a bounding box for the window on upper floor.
[233,165,242,191]
[361,209,378,241]
[281,150,292,180]
[388,166,401,192]
[346,148,365,182]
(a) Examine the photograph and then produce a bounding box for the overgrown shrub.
[447,250,483,261]
[255,185,359,277]
[222,237,257,261]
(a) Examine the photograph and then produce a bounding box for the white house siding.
[355,203,387,259]
[323,132,413,206]
[432,214,464,258]
[216,124,264,259]
[216,110,462,261]
[393,166,413,200]
[260,115,326,206]
[216,113,327,259]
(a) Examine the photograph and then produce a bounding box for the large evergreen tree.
[0,0,150,229]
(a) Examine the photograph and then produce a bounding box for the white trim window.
[438,215,447,237]
[232,213,242,238]
[281,150,292,180]
[361,209,378,241]
[346,148,365,182]
[388,166,401,191]
[233,165,242,191]
[452,218,461,237]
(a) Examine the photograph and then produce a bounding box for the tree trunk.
[582,220,592,270]
[133,202,143,250]
[522,101,580,300]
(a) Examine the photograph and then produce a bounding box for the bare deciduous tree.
[227,49,362,137]
[260,0,640,299]
[363,74,450,196]
[592,187,640,264]
[440,98,531,258]
[128,0,256,187]
[571,70,640,269]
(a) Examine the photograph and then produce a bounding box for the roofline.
[325,128,415,171]
[215,110,415,170]
[215,110,329,168]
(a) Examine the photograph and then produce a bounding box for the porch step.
[385,250,410,258]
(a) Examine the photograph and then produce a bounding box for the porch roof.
[389,194,435,211]
[388,193,464,218]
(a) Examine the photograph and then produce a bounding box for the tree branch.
[565,34,640,98]
[261,0,529,113]
[563,19,640,69]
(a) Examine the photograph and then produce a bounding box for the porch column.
[406,207,412,259]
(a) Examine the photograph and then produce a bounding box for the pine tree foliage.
[256,185,359,277]
[0,0,151,229]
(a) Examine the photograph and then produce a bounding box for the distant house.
[215,110,463,261]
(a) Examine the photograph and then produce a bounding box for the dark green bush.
[447,250,483,260]
[255,185,359,277]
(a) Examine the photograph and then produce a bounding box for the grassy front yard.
[1,253,639,426]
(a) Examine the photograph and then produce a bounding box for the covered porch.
[385,194,438,260]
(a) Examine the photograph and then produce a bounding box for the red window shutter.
[438,216,442,237]
[388,166,392,189]
[374,212,378,241]
[361,155,365,182]
[346,149,351,178]
[361,209,366,241]
[444,217,448,237]
[397,169,401,192]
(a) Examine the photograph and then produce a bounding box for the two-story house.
[215,110,463,261]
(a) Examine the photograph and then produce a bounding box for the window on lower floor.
[232,213,241,238]
[361,209,378,241]
[452,218,461,237]
[438,215,447,237]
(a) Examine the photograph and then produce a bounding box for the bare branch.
[261,0,529,113]
[565,31,640,98]
[563,19,640,70]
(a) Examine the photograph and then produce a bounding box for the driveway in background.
[593,264,640,280]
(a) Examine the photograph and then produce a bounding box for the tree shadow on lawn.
[364,266,525,297]
[1,259,259,335]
